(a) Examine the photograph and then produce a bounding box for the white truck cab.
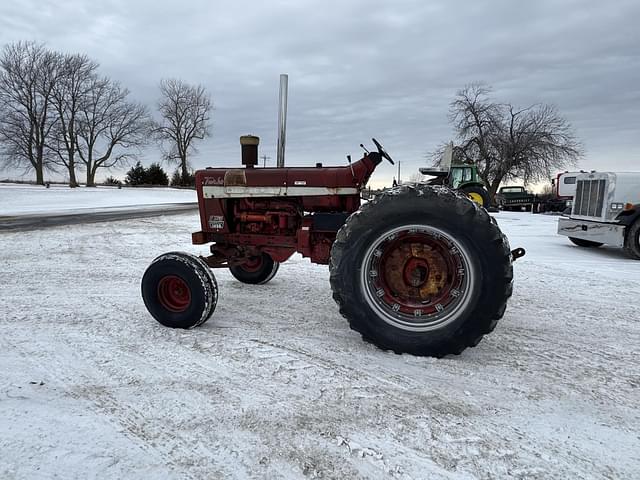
[557,171,640,259]
[555,171,584,201]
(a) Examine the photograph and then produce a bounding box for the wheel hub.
[467,192,484,206]
[361,225,475,332]
[241,255,264,272]
[403,257,430,288]
[157,275,191,313]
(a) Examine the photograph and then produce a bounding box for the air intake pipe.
[240,135,259,168]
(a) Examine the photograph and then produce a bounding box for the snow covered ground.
[0,211,638,479]
[0,183,196,216]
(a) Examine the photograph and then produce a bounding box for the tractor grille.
[574,179,606,217]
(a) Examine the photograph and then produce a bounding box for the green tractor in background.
[420,143,491,208]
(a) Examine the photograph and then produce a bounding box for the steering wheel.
[372,138,395,165]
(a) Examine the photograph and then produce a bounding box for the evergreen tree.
[170,167,195,187]
[146,162,169,185]
[125,161,147,185]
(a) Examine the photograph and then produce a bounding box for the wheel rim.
[241,255,264,273]
[467,192,484,206]
[157,275,191,312]
[360,225,476,332]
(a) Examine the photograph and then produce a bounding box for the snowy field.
[0,183,196,216]
[0,211,638,479]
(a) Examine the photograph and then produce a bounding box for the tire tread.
[329,185,513,357]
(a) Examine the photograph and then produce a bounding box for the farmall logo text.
[208,215,225,230]
[203,176,224,186]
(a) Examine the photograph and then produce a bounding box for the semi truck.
[557,171,640,259]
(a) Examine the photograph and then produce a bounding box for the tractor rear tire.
[569,237,603,248]
[142,252,218,329]
[460,185,491,209]
[229,253,280,284]
[329,184,513,357]
[623,220,640,259]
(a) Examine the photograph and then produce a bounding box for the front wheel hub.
[157,275,192,312]
[360,225,476,332]
[240,255,264,272]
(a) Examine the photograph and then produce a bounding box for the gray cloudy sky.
[1,0,639,187]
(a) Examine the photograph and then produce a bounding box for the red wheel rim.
[361,225,475,331]
[157,275,191,313]
[241,256,264,273]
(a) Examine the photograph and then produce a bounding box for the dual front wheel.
[229,253,280,284]
[141,252,218,329]
[141,252,280,329]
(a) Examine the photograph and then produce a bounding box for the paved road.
[0,203,198,231]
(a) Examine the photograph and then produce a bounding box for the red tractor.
[141,136,519,357]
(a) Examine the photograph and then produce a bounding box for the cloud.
[1,0,639,185]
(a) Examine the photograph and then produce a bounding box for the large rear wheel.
[330,185,513,357]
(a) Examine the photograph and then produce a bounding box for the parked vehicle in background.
[557,171,640,259]
[556,171,581,199]
[539,171,583,213]
[498,172,583,213]
[496,186,537,211]
[420,144,491,208]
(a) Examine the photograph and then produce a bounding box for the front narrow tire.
[142,252,218,329]
[229,253,280,284]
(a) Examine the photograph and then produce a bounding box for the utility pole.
[261,155,271,167]
[397,161,401,184]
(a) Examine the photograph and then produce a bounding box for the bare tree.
[76,76,150,186]
[0,41,60,185]
[155,78,212,184]
[49,53,98,187]
[431,83,582,200]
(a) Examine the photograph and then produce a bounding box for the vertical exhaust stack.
[277,74,288,168]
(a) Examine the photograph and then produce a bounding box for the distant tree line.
[120,161,194,187]
[0,41,212,187]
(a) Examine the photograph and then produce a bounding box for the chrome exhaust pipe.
[276,74,288,168]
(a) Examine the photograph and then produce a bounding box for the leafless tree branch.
[75,77,151,186]
[0,41,60,184]
[430,83,582,201]
[48,53,99,187]
[154,78,212,183]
